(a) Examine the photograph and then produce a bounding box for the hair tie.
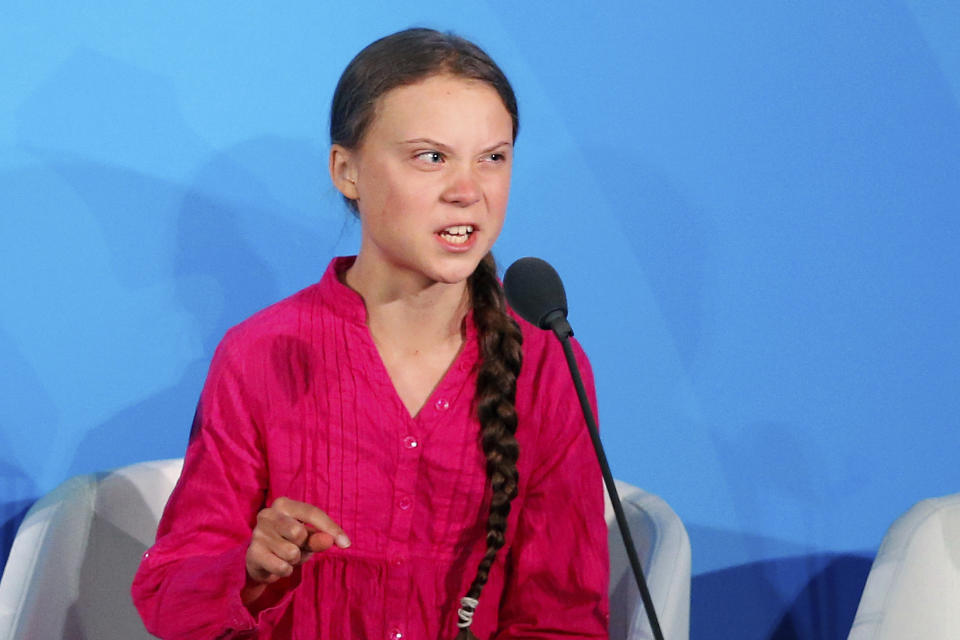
[457,596,480,629]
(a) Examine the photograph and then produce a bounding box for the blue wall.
[2,3,958,638]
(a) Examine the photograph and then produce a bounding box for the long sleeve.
[131,329,295,638]
[494,338,610,639]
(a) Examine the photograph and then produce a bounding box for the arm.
[131,331,303,638]
[495,340,610,639]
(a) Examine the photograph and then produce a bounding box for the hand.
[242,497,350,603]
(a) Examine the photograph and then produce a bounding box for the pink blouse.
[132,257,609,639]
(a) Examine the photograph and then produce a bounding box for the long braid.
[454,252,523,640]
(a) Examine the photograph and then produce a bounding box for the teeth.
[439,225,474,244]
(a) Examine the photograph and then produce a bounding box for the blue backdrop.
[2,3,958,638]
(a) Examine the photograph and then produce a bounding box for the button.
[397,495,412,511]
[389,627,403,640]
[403,436,419,449]
[391,556,405,567]
[434,398,450,411]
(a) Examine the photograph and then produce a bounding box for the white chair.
[0,459,184,640]
[848,492,960,639]
[0,462,690,640]
[606,481,691,640]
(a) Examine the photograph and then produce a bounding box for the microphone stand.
[545,311,665,640]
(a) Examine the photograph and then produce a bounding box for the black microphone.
[503,257,572,339]
[502,257,666,640]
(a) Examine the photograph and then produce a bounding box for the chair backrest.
[606,480,691,640]
[0,459,184,640]
[0,463,690,640]
[848,492,960,640]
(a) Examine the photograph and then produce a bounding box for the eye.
[483,151,509,164]
[415,151,445,164]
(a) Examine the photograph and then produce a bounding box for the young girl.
[132,28,609,639]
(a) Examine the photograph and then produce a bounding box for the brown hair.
[459,253,523,639]
[330,28,523,638]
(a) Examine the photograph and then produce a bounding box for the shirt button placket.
[386,430,421,635]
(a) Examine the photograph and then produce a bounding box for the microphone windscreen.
[503,257,568,329]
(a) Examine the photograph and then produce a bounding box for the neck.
[344,255,471,352]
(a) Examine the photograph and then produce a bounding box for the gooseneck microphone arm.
[505,258,665,640]
[550,317,665,640]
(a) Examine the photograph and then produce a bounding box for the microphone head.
[503,257,568,330]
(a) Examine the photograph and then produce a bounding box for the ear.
[329,144,360,201]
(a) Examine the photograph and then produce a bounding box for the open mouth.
[438,224,475,245]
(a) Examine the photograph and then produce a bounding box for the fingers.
[245,497,348,586]
[261,509,309,548]
[271,497,351,549]
[246,541,296,582]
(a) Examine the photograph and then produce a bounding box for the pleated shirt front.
[132,256,609,639]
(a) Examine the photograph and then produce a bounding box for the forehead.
[365,74,513,144]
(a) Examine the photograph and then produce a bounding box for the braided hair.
[329,28,523,638]
[455,253,523,639]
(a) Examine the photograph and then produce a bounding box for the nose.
[440,166,481,207]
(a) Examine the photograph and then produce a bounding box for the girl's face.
[331,74,514,288]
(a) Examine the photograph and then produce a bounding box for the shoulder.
[217,280,325,360]
[510,309,597,445]
[215,256,358,361]
[508,309,600,490]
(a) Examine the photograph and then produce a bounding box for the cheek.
[488,175,512,218]
[357,167,404,222]
[366,165,433,212]
[484,178,511,246]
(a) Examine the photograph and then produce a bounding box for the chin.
[431,269,477,286]
[429,258,484,285]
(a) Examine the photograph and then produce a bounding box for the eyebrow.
[400,138,513,154]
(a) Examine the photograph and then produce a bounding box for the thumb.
[305,530,336,553]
